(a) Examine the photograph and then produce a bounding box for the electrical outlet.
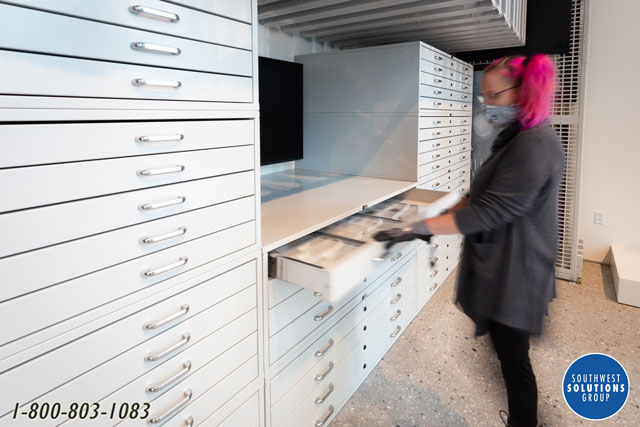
[594,211,605,225]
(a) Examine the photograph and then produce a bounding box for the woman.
[374,55,563,427]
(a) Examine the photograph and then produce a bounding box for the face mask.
[482,104,519,126]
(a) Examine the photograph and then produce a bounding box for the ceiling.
[258,0,527,53]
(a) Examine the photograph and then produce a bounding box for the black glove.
[373,222,433,249]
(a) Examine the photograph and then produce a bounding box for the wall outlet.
[594,211,605,225]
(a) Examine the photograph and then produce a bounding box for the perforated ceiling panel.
[258,0,527,52]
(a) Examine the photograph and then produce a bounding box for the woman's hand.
[373,222,432,249]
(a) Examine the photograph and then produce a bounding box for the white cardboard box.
[611,246,640,308]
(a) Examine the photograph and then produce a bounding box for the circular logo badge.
[563,353,630,420]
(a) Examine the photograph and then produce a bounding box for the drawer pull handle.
[390,293,402,305]
[315,383,335,404]
[430,270,439,279]
[434,78,443,83]
[142,256,188,278]
[136,134,184,144]
[140,196,186,211]
[432,165,441,170]
[314,305,334,322]
[391,252,403,262]
[390,325,402,338]
[315,339,334,357]
[435,55,444,61]
[315,361,335,381]
[433,120,442,125]
[129,5,180,22]
[314,291,323,297]
[432,154,441,159]
[463,86,469,90]
[460,155,467,160]
[431,256,439,264]
[390,310,402,321]
[432,143,441,148]
[462,104,469,108]
[138,165,185,176]
[432,243,439,249]
[144,304,190,330]
[132,42,181,56]
[432,131,441,136]
[434,66,443,72]
[459,179,466,184]
[462,95,469,99]
[459,170,466,175]
[390,277,403,288]
[458,188,465,193]
[133,78,182,88]
[430,282,438,292]
[148,389,192,424]
[184,416,194,427]
[431,182,440,188]
[315,405,334,427]
[141,227,187,245]
[146,333,191,362]
[434,90,442,95]
[433,102,442,106]
[147,361,192,393]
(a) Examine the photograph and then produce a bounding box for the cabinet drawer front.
[163,0,252,23]
[5,0,252,49]
[419,172,452,192]
[0,120,255,168]
[421,60,448,78]
[419,125,470,142]
[0,260,257,419]
[268,277,305,310]
[420,97,472,112]
[0,221,256,346]
[417,156,454,178]
[418,136,453,152]
[0,4,252,76]
[420,146,455,162]
[419,85,472,103]
[0,171,255,258]
[269,255,415,406]
[213,389,261,427]
[0,50,253,102]
[269,288,323,337]
[0,196,255,303]
[1,145,254,213]
[420,72,472,94]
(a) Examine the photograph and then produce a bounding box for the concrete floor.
[331,262,639,426]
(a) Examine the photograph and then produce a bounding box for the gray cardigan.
[453,121,565,335]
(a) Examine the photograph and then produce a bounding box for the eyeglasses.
[477,85,520,104]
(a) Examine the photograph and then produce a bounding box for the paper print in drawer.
[318,215,399,241]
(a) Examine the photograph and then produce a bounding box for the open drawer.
[268,188,465,304]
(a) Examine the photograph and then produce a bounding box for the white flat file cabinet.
[0,1,264,426]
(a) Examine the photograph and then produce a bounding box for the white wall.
[258,24,336,175]
[578,0,640,262]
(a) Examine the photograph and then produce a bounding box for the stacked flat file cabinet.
[0,1,263,426]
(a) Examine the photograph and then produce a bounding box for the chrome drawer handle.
[390,277,403,288]
[463,86,469,90]
[141,227,187,245]
[314,291,323,297]
[429,282,438,292]
[132,42,181,56]
[432,154,441,159]
[431,256,439,264]
[459,179,467,184]
[459,170,467,175]
[434,67,443,72]
[432,165,441,170]
[460,155,467,160]
[129,5,180,22]
[315,339,334,357]
[390,325,402,338]
[147,361,192,393]
[314,305,333,321]
[146,333,191,362]
[391,252,403,262]
[434,90,442,95]
[432,131,441,136]
[315,383,334,404]
[140,196,186,211]
[433,102,442,106]
[142,256,188,278]
[138,165,185,176]
[390,293,402,305]
[435,55,444,61]
[462,120,468,124]
[463,66,469,71]
[433,120,442,125]
[148,389,192,424]
[462,95,469,99]
[136,134,184,144]
[462,104,469,108]
[430,270,439,278]
[461,146,468,150]
[315,405,334,427]
[432,143,441,148]
[390,310,402,322]
[431,182,440,188]
[432,243,439,249]
[315,362,335,381]
[133,78,181,88]
[184,416,194,427]
[434,78,443,83]
[458,188,465,193]
[144,304,190,330]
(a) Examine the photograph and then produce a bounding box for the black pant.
[489,321,538,427]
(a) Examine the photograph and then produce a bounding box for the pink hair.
[485,55,556,130]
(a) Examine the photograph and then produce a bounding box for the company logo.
[563,353,630,420]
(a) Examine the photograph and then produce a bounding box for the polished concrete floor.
[331,262,639,426]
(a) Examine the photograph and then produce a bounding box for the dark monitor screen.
[258,56,303,166]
